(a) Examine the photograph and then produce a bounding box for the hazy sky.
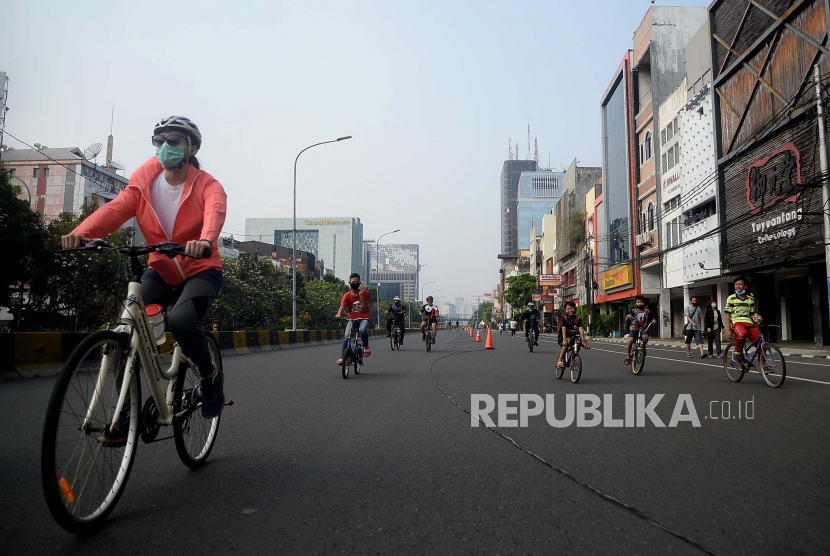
[3,0,709,305]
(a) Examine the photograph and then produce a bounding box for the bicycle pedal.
[224,400,234,407]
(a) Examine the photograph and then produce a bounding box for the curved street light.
[292,135,352,331]
[421,280,436,302]
[10,175,32,207]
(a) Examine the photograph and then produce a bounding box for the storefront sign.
[532,294,542,302]
[662,168,681,198]
[539,274,563,286]
[745,143,802,214]
[601,263,632,290]
[749,207,803,244]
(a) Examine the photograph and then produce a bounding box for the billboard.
[539,274,563,287]
[601,264,632,291]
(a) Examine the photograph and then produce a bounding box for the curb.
[0,328,421,380]
[590,337,830,359]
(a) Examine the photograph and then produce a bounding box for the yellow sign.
[601,263,632,290]
[305,219,350,226]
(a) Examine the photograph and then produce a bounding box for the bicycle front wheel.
[174,332,223,468]
[528,335,534,352]
[723,343,745,382]
[41,330,140,533]
[342,348,351,379]
[758,344,786,388]
[570,354,582,383]
[632,348,645,375]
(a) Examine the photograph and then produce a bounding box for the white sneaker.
[731,352,743,364]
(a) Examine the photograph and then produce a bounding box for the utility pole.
[814,65,830,340]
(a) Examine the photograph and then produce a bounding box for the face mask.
[735,289,746,295]
[155,143,187,170]
[350,282,360,290]
[691,302,697,306]
[712,302,717,308]
[394,301,400,306]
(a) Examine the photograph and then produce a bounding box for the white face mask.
[712,303,717,308]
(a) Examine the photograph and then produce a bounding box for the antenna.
[84,143,103,164]
[527,122,531,160]
[508,137,512,160]
[515,143,519,159]
[534,138,539,164]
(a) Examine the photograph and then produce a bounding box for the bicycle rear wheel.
[528,334,534,352]
[41,330,140,533]
[426,335,432,352]
[570,353,582,383]
[354,347,362,375]
[173,332,223,469]
[723,343,745,382]
[632,347,645,375]
[758,344,786,388]
[342,347,351,379]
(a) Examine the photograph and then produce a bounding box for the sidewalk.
[585,335,830,359]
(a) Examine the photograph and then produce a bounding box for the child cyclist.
[556,301,589,369]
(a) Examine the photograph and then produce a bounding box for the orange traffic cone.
[469,327,473,337]
[475,328,482,342]
[484,328,495,350]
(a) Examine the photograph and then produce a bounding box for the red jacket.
[73,157,227,285]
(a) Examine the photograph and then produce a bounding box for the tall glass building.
[516,170,564,250]
[245,217,363,282]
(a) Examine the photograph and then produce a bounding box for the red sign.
[746,142,802,214]
[532,294,542,302]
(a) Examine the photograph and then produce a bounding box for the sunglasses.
[152,134,189,147]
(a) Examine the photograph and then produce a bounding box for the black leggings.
[141,271,220,377]
[387,318,405,339]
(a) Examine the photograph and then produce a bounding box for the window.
[640,142,645,165]
[668,147,675,169]
[661,128,667,145]
[666,222,672,248]
[33,168,39,178]
[666,122,674,141]
[644,130,652,161]
[662,153,667,173]
[9,169,15,177]
[648,202,654,231]
[673,117,679,134]
[641,211,647,234]
[44,168,50,177]
[672,217,679,246]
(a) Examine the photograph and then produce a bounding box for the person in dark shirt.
[557,301,588,369]
[521,302,541,346]
[385,296,406,345]
[624,296,657,365]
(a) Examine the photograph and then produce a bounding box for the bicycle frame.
[82,280,192,432]
[742,330,766,367]
[345,319,364,362]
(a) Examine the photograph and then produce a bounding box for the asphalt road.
[2,328,829,554]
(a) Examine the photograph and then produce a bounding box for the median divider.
[1,328,422,379]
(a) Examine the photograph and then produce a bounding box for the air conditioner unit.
[636,231,654,245]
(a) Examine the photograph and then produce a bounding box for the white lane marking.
[587,341,830,368]
[572,342,830,386]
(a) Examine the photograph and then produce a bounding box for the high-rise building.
[500,159,537,256]
[455,296,465,309]
[245,217,363,282]
[517,170,563,251]
[440,302,456,318]
[370,243,419,302]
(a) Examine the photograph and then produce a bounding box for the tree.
[302,279,344,328]
[504,274,536,316]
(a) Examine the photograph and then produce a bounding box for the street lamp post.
[292,136,351,331]
[375,229,400,327]
[10,176,32,207]
[421,280,436,302]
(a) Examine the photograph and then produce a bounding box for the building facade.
[371,243,419,302]
[517,169,563,250]
[245,217,363,283]
[710,0,830,344]
[500,159,538,256]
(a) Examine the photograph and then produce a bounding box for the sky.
[2,0,710,306]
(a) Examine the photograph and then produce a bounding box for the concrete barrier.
[0,328,421,379]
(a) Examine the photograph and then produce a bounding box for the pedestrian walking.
[705,300,724,358]
[510,318,517,338]
[684,296,706,359]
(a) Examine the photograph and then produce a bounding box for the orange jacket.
[73,157,227,285]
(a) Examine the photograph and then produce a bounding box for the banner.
[539,274,563,287]
[601,264,632,290]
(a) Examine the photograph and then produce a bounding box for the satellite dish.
[84,143,103,163]
[108,160,125,171]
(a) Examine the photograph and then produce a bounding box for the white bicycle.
[41,240,230,533]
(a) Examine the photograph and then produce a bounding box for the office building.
[517,170,563,251]
[370,243,419,302]
[245,217,363,282]
[500,159,537,256]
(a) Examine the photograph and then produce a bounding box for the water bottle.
[146,304,166,345]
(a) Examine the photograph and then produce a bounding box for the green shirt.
[724,293,755,325]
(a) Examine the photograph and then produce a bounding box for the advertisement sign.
[532,294,542,302]
[745,143,802,214]
[539,274,563,287]
[601,264,632,290]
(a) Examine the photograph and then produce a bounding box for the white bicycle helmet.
[154,116,202,147]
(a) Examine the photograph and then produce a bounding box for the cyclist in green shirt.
[724,276,766,367]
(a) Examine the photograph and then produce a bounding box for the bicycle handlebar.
[57,239,211,260]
